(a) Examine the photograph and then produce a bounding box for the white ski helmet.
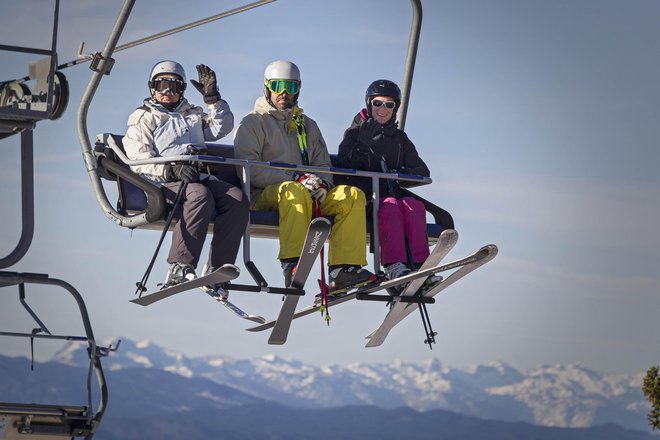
[149,60,186,83]
[264,60,301,83]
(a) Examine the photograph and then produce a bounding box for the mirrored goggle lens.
[267,79,300,95]
[372,99,396,109]
[152,78,185,94]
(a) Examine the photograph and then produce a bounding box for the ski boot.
[163,262,196,288]
[383,262,412,296]
[281,259,298,287]
[328,265,375,294]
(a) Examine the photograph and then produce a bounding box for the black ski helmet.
[365,79,401,117]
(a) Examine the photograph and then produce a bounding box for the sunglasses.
[151,77,186,95]
[372,99,396,109]
[266,79,300,95]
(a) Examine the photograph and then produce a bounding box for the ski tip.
[311,216,332,226]
[480,244,499,258]
[246,326,266,332]
[248,315,267,324]
[218,263,241,277]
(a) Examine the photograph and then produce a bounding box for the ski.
[358,229,459,295]
[367,229,458,321]
[247,229,459,333]
[203,290,266,324]
[247,291,355,333]
[365,244,498,348]
[268,217,332,345]
[130,264,240,306]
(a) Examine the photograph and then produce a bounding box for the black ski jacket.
[335,110,430,199]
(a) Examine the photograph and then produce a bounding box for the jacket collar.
[253,96,295,121]
[145,97,193,113]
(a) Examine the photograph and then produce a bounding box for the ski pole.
[134,181,188,296]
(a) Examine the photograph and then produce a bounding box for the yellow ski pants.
[253,181,368,266]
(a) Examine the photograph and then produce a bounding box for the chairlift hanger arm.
[4,0,278,86]
[0,271,110,434]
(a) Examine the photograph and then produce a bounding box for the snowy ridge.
[50,338,650,431]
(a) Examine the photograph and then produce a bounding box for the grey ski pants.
[162,177,249,269]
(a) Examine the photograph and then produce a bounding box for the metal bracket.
[95,339,122,357]
[89,52,115,75]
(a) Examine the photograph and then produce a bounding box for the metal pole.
[77,0,139,227]
[397,0,422,131]
[0,131,34,269]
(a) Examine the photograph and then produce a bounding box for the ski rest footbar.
[355,293,435,303]
[223,283,304,296]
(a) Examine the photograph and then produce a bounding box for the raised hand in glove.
[297,173,329,203]
[189,64,221,104]
[166,163,199,183]
[356,118,381,149]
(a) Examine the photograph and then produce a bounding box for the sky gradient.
[1,0,659,375]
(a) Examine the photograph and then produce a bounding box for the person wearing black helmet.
[123,60,249,299]
[336,79,432,282]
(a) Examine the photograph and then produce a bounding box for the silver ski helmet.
[149,60,186,83]
[365,79,401,118]
[148,60,187,99]
[263,60,301,105]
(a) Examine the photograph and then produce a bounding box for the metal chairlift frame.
[0,272,112,440]
[1,2,111,438]
[78,0,445,292]
[0,0,64,268]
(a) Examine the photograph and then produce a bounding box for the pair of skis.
[365,241,498,347]
[130,264,266,324]
[129,217,333,334]
[248,230,498,348]
[246,229,458,334]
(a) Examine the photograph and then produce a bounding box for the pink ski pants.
[378,196,430,265]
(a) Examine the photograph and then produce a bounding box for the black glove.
[190,64,221,104]
[356,118,381,150]
[167,163,199,183]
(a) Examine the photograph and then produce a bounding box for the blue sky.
[1,0,659,375]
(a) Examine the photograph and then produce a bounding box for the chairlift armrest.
[96,156,165,223]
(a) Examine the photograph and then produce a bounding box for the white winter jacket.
[123,97,234,182]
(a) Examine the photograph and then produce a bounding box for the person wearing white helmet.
[234,60,374,293]
[123,60,249,298]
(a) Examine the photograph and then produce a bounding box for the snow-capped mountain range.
[51,338,651,432]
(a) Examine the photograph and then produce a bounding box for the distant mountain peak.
[41,337,650,432]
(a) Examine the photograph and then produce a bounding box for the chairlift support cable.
[3,0,277,85]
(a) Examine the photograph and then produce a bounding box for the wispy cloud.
[434,169,660,256]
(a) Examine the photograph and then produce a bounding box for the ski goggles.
[266,79,300,95]
[151,77,186,95]
[371,99,397,109]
